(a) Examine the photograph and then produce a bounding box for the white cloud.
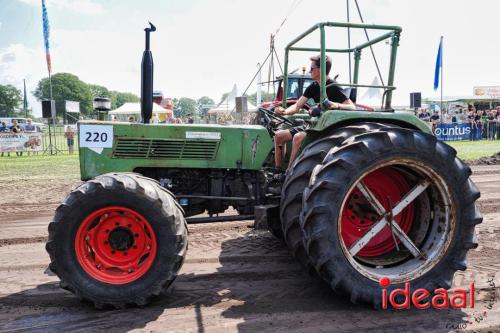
[16,0,105,15]
[0,44,47,115]
[1,52,16,63]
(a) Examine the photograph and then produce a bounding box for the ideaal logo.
[379,276,474,309]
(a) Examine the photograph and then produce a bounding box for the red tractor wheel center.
[75,206,157,284]
[341,167,415,257]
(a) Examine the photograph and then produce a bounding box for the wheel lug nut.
[124,252,128,256]
[128,268,132,273]
[104,241,108,244]
[111,250,115,254]
[135,233,139,238]
[128,224,132,228]
[105,229,110,233]
[133,245,138,249]
[85,236,90,241]
[115,222,119,226]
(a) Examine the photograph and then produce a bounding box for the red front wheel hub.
[75,206,157,284]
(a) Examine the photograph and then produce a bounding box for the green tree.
[246,91,275,105]
[0,84,22,117]
[88,84,112,99]
[33,73,93,116]
[197,96,215,106]
[197,96,215,117]
[219,92,230,104]
[111,91,140,109]
[174,97,197,118]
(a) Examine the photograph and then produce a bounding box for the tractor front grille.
[113,138,219,159]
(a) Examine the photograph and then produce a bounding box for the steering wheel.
[258,107,296,127]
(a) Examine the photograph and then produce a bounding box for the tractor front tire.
[46,173,187,309]
[280,123,389,273]
[301,128,481,307]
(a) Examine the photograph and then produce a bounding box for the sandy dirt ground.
[0,165,499,332]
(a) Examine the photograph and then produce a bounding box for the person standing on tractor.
[273,55,355,170]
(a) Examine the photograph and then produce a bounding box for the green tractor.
[46,22,481,308]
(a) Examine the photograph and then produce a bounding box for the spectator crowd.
[417,106,500,140]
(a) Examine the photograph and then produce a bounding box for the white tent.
[108,102,171,121]
[209,84,238,114]
[108,102,168,115]
[208,84,258,114]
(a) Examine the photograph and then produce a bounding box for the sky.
[1,0,499,116]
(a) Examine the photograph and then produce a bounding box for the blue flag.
[433,36,443,91]
[42,0,52,73]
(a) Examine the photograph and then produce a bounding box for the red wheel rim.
[341,167,415,257]
[75,206,157,284]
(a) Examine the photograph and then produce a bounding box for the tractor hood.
[77,120,273,180]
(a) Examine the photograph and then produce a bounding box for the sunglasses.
[309,66,320,72]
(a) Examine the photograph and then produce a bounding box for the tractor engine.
[136,168,267,217]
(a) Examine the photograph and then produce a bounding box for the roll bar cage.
[282,22,402,110]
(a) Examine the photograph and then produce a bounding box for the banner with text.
[434,123,481,141]
[0,133,43,152]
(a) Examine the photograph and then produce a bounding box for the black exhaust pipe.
[141,22,156,124]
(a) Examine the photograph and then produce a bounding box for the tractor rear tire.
[46,173,188,309]
[280,123,388,273]
[301,128,481,307]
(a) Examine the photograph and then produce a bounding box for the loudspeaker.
[42,100,55,118]
[410,92,421,108]
[235,96,248,113]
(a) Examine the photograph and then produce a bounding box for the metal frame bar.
[282,22,402,109]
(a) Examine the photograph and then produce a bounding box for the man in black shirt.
[418,109,430,122]
[273,54,355,170]
[429,111,440,133]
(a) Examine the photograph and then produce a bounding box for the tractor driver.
[273,54,356,170]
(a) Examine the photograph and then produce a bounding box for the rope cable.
[354,0,385,86]
[240,51,273,100]
[273,47,284,75]
[234,0,304,110]
[274,0,303,37]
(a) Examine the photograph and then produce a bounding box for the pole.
[256,63,262,106]
[346,0,352,84]
[320,25,326,104]
[267,34,274,97]
[48,71,54,155]
[440,36,443,121]
[23,79,28,118]
[385,32,400,110]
